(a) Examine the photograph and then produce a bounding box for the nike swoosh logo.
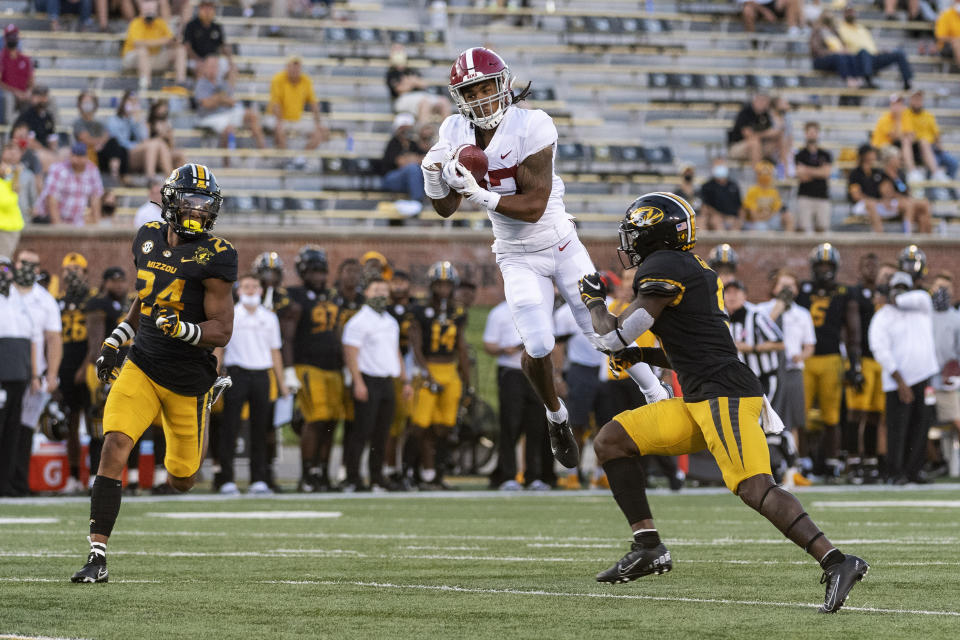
[97,568,107,579]
[558,241,571,251]
[618,556,644,575]
[582,280,600,290]
[500,151,511,159]
[180,258,194,263]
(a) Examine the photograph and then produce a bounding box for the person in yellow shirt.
[742,161,794,231]
[871,94,922,180]
[837,6,913,90]
[121,0,186,92]
[266,56,329,158]
[904,89,956,181]
[935,4,960,67]
[0,147,24,259]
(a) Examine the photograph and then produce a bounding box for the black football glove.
[578,272,608,310]
[844,365,865,392]
[95,342,120,383]
[608,346,643,376]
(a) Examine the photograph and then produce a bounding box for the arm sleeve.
[341,315,364,348]
[520,110,558,163]
[868,311,896,375]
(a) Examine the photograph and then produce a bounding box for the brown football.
[453,144,489,183]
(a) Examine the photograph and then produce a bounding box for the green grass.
[465,304,498,412]
[2,487,960,639]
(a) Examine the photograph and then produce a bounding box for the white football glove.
[447,161,501,211]
[421,143,453,199]
[441,159,471,192]
[283,366,301,395]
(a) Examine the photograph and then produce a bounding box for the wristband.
[423,167,450,199]
[104,321,135,349]
[177,321,202,346]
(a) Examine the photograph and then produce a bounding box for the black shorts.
[58,370,90,411]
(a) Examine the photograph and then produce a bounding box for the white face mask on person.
[712,165,729,179]
[239,293,260,308]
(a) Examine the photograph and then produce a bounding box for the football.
[453,144,489,183]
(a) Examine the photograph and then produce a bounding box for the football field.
[2,486,959,640]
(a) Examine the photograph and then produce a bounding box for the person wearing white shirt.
[483,299,549,491]
[0,257,40,497]
[133,178,164,228]
[342,278,411,492]
[219,275,288,495]
[868,271,940,483]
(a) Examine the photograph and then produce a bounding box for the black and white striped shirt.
[729,302,784,395]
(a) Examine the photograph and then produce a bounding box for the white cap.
[392,112,416,131]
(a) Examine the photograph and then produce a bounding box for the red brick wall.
[19,226,960,302]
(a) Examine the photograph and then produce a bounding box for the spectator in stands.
[930,272,960,443]
[871,94,922,181]
[12,85,56,165]
[848,144,883,230]
[266,55,328,161]
[727,92,783,168]
[794,121,834,233]
[417,121,439,152]
[905,89,955,180]
[107,90,173,178]
[885,0,931,22]
[742,161,794,231]
[41,0,94,32]
[869,271,938,483]
[935,1,960,68]
[837,6,913,90]
[385,44,450,123]
[771,96,795,177]
[673,161,702,211]
[699,157,744,230]
[94,0,136,32]
[0,151,24,257]
[37,143,104,226]
[1,141,36,224]
[194,57,267,153]
[9,122,42,178]
[0,25,33,124]
[878,145,933,233]
[72,91,126,184]
[133,176,163,227]
[381,113,426,220]
[740,0,803,35]
[121,0,186,92]
[183,0,233,74]
[810,12,864,88]
[147,100,186,169]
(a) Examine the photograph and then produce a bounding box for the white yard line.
[0,518,59,525]
[260,579,960,617]
[146,511,342,519]
[812,500,960,508]
[1,635,93,640]
[0,577,159,584]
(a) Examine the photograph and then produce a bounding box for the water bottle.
[345,132,354,153]
[227,131,236,150]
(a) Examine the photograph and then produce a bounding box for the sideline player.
[579,192,867,613]
[707,243,739,286]
[71,164,237,583]
[422,47,665,468]
[408,262,469,489]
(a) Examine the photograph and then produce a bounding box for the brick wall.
[19,226,960,302]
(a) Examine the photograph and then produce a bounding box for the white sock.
[421,468,436,483]
[153,468,167,486]
[128,469,139,484]
[545,399,568,424]
[628,363,667,402]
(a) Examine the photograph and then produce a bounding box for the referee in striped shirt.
[723,280,784,397]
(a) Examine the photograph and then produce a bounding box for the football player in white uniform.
[421,47,667,469]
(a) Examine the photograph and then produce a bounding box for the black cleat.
[596,542,672,584]
[819,555,869,613]
[71,551,108,584]
[547,418,579,469]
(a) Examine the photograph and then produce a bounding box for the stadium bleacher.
[6,0,958,232]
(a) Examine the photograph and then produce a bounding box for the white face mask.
[712,165,729,179]
[80,100,96,113]
[239,293,260,308]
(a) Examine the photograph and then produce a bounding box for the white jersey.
[425,107,574,254]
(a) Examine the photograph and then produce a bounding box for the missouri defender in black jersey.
[72,163,236,584]
[581,192,867,613]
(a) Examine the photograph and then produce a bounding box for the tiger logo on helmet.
[617,192,697,268]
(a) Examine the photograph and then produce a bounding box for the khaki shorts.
[795,196,831,232]
[122,48,174,72]
[262,115,318,134]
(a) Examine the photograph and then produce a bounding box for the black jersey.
[632,250,762,402]
[388,300,414,356]
[849,284,878,359]
[796,282,851,356]
[288,286,342,370]
[85,293,130,360]
[335,290,364,331]
[129,222,238,396]
[58,288,95,372]
[410,301,466,360]
[261,285,291,313]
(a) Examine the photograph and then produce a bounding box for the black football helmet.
[617,192,696,268]
[39,399,69,441]
[809,242,840,287]
[898,244,927,281]
[295,245,328,277]
[707,243,739,272]
[427,261,459,285]
[161,163,223,240]
[253,252,284,276]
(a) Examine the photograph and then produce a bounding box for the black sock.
[89,476,123,538]
[633,529,661,549]
[69,464,80,480]
[819,548,846,570]
[602,457,652,525]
